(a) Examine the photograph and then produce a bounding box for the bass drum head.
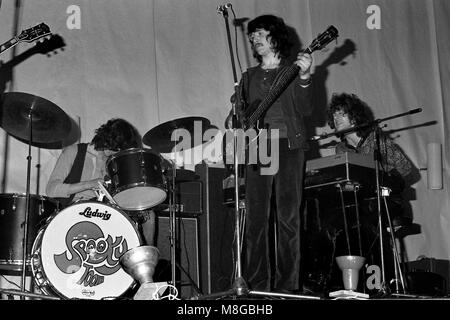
[32,201,142,300]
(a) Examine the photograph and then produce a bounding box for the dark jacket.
[233,64,313,150]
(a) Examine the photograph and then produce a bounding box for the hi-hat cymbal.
[143,116,215,153]
[0,92,72,145]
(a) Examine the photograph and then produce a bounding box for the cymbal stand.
[19,108,34,299]
[10,109,57,300]
[194,6,320,300]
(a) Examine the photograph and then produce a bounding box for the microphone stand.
[195,6,320,300]
[311,108,421,297]
[310,108,422,142]
[372,123,389,295]
[196,5,247,299]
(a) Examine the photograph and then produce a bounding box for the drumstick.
[97,181,118,206]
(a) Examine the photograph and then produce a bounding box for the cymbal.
[0,92,72,145]
[143,116,214,153]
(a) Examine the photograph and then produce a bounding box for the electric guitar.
[241,25,339,130]
[0,23,52,56]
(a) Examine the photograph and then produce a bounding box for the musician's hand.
[296,52,312,79]
[225,113,233,129]
[88,178,104,190]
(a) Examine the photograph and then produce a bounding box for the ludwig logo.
[54,221,128,294]
[78,207,111,220]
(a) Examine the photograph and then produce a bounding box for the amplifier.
[154,215,200,299]
[154,180,202,217]
[406,258,450,294]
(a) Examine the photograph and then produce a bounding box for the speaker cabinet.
[195,162,235,295]
[154,215,200,299]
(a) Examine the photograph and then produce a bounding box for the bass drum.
[31,201,142,300]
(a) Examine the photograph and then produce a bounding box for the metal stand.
[6,111,53,301]
[372,124,408,296]
[19,111,34,299]
[0,288,60,300]
[372,124,390,296]
[168,158,177,295]
[164,154,202,298]
[336,183,364,257]
[194,6,320,300]
[382,190,407,294]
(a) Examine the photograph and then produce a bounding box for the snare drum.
[0,193,59,270]
[31,201,142,300]
[106,148,167,210]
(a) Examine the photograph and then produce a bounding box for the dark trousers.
[243,138,305,291]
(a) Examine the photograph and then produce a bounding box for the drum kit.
[0,91,214,300]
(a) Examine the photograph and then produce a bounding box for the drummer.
[45,118,156,246]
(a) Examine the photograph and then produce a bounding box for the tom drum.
[0,193,59,271]
[106,148,167,210]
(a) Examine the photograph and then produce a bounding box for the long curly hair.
[326,93,375,138]
[91,118,142,151]
[247,15,292,63]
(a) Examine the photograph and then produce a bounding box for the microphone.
[217,3,232,13]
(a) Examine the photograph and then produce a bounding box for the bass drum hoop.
[30,201,142,300]
[31,227,57,297]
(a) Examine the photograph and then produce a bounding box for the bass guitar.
[241,25,339,130]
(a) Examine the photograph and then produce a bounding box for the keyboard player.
[325,92,418,228]
[302,93,419,293]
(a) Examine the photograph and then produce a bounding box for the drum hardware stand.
[19,108,34,300]
[8,110,55,300]
[193,6,320,300]
[0,288,60,300]
[96,181,118,205]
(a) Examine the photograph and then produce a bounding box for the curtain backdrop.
[0,0,448,263]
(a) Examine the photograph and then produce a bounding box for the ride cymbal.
[0,92,71,145]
